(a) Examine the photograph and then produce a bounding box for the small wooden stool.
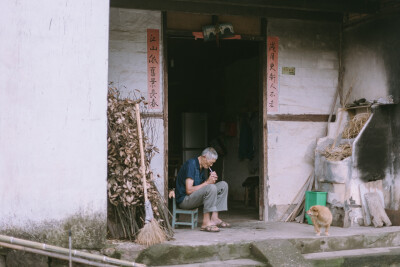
[172,197,199,229]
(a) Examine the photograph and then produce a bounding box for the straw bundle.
[107,87,173,241]
[323,143,352,161]
[342,113,370,139]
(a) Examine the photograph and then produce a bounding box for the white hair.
[201,147,218,160]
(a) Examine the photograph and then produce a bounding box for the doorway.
[167,37,261,222]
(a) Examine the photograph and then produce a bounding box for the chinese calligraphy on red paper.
[147,29,160,109]
[267,36,279,112]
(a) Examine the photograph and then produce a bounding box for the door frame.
[259,17,268,221]
[162,11,169,200]
[162,13,268,221]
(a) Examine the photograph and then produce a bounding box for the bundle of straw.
[342,113,370,139]
[323,143,352,161]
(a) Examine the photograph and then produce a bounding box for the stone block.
[251,240,313,267]
[327,204,346,227]
[348,206,364,227]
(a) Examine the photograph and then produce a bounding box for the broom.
[135,103,166,246]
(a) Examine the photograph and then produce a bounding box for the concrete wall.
[342,14,400,210]
[267,19,340,220]
[0,0,109,248]
[108,8,165,194]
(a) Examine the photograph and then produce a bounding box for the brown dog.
[306,205,332,236]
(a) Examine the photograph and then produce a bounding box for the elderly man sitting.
[175,147,230,232]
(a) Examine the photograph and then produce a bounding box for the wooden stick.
[282,171,313,222]
[326,85,340,136]
[279,174,310,221]
[294,200,305,223]
[296,201,306,223]
[135,103,148,202]
[0,242,114,267]
[331,84,353,149]
[286,172,314,222]
[0,235,144,267]
[327,23,342,134]
[331,109,344,149]
[337,25,344,107]
[343,85,353,108]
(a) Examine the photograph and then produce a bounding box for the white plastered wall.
[0,0,109,229]
[267,19,339,220]
[342,37,388,101]
[108,8,165,194]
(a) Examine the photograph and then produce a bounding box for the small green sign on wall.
[282,67,295,75]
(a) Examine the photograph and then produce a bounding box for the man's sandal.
[216,221,231,228]
[200,225,220,232]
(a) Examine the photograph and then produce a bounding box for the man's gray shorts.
[179,181,228,213]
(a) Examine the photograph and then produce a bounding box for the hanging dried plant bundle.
[323,143,352,161]
[342,113,370,139]
[107,87,173,241]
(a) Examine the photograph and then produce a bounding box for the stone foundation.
[0,211,106,249]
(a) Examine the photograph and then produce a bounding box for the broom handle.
[135,103,148,202]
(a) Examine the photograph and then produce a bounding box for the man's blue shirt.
[175,157,206,204]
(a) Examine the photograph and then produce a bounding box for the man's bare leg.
[211,211,230,227]
[202,212,212,228]
[210,212,221,225]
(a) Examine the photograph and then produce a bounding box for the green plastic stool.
[172,197,199,229]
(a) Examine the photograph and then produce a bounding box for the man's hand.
[206,171,218,184]
[185,172,218,195]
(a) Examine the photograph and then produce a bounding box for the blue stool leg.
[172,198,176,229]
[191,212,195,229]
[194,211,198,227]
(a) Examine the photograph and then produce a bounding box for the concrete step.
[157,258,266,267]
[303,246,400,267]
[135,239,312,267]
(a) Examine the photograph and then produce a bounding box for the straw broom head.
[136,219,166,246]
[135,198,166,246]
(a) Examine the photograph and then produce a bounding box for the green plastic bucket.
[305,191,327,225]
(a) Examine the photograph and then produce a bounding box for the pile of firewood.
[107,87,173,240]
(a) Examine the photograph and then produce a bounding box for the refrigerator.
[182,113,208,162]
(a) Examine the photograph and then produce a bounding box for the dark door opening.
[168,37,261,222]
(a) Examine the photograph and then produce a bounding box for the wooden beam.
[141,112,164,118]
[259,17,267,221]
[267,114,336,122]
[111,0,379,15]
[167,29,265,41]
[344,4,400,29]
[162,11,169,201]
[171,0,380,13]
[110,0,344,21]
